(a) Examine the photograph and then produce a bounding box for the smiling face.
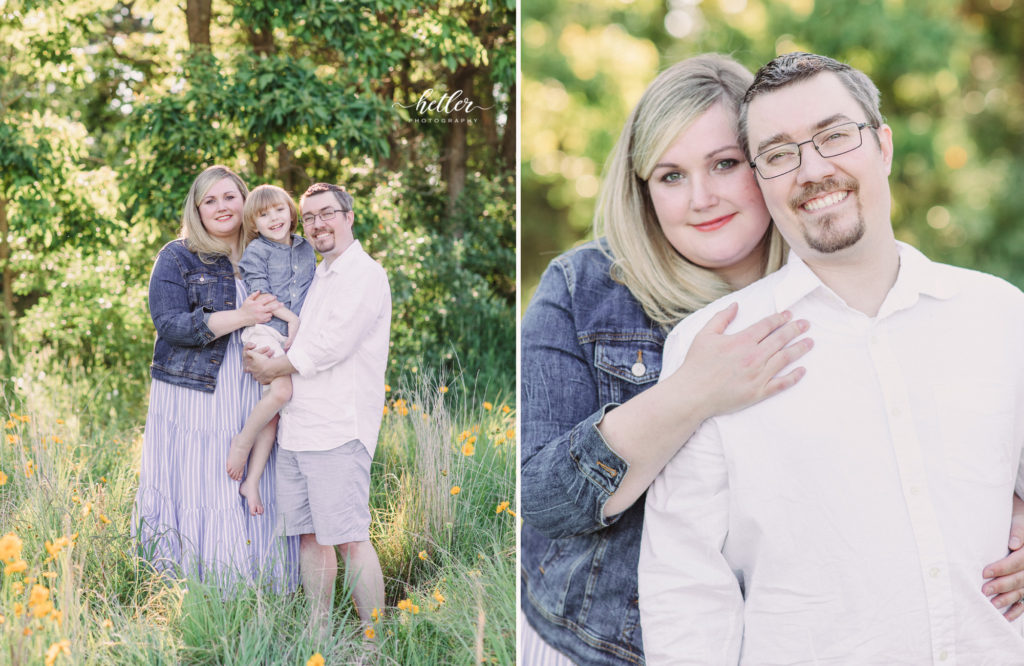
[301,191,354,263]
[197,177,245,242]
[745,72,894,262]
[646,103,773,289]
[254,200,293,244]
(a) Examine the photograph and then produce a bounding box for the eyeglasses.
[301,208,349,226]
[750,122,876,179]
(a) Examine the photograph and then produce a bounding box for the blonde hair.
[180,165,250,263]
[242,184,298,244]
[596,53,788,329]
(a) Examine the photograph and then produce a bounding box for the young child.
[228,184,316,515]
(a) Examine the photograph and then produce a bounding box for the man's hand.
[243,342,276,384]
[982,494,1024,620]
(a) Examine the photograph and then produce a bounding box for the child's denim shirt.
[238,234,317,337]
[148,240,238,393]
[521,239,667,665]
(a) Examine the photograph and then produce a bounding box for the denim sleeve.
[520,260,630,539]
[148,249,216,348]
[238,241,273,298]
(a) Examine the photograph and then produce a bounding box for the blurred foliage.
[522,0,1024,306]
[0,0,515,425]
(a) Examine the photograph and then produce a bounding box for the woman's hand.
[982,494,1024,620]
[239,291,278,327]
[673,302,812,419]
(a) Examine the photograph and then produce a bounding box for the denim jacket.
[521,239,667,665]
[237,234,316,337]
[148,239,238,393]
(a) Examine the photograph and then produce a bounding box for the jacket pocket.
[186,271,217,307]
[593,336,662,406]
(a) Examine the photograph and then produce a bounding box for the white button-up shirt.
[278,240,391,457]
[639,243,1024,665]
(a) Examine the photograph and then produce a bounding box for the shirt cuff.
[194,308,216,345]
[286,345,315,378]
[569,403,631,525]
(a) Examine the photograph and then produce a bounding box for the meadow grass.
[0,370,515,665]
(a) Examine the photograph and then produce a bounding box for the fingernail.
[994,597,1007,608]
[983,584,993,595]
[1010,537,1022,549]
[798,320,809,332]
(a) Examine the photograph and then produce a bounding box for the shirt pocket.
[593,336,662,406]
[186,271,218,308]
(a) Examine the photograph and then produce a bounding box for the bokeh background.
[522,0,1024,307]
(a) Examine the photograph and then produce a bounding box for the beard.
[791,178,865,254]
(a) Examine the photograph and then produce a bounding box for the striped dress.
[134,280,299,592]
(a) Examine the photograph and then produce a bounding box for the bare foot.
[226,434,251,480]
[239,478,264,516]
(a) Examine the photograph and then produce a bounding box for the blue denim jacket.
[237,234,316,337]
[148,240,238,393]
[521,239,666,665]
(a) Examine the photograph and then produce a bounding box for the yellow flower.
[371,607,380,622]
[394,398,406,408]
[99,514,112,525]
[384,384,391,392]
[399,406,409,416]
[441,468,448,476]
[411,403,419,411]
[505,428,515,441]
[495,501,510,514]
[22,627,31,636]
[12,581,24,594]
[0,469,6,485]
[0,532,21,562]
[364,627,376,639]
[418,550,428,561]
[29,584,50,606]
[4,420,13,429]
[397,598,413,612]
[44,639,71,666]
[306,653,325,666]
[483,401,493,411]
[0,614,4,624]
[82,503,92,517]
[42,572,56,579]
[49,608,63,625]
[102,618,113,629]
[433,590,445,604]
[382,405,389,416]
[461,442,475,457]
[24,460,34,476]
[439,385,449,394]
[450,486,461,496]
[502,405,511,414]
[55,419,64,425]
[457,430,470,442]
[14,602,24,616]
[7,434,18,444]
[100,476,107,484]
[18,414,29,423]
[5,559,27,574]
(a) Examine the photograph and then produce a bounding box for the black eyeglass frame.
[749,122,876,180]
[301,208,350,226]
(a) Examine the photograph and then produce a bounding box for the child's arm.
[274,305,300,350]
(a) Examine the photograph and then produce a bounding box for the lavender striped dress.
[134,280,299,591]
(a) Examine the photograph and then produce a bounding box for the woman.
[520,54,1024,665]
[134,165,299,590]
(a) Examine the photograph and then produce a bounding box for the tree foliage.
[522,0,1024,305]
[2,0,515,424]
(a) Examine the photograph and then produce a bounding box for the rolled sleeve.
[521,260,632,539]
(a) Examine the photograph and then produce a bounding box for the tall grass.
[0,370,515,665]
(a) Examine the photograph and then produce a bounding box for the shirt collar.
[257,233,306,249]
[318,239,363,276]
[773,241,960,315]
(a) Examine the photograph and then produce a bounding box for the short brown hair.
[242,184,298,243]
[300,182,353,213]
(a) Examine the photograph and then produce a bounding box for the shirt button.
[939,650,948,661]
[910,486,921,496]
[929,567,940,578]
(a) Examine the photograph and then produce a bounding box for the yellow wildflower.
[450,486,461,496]
[306,653,325,666]
[42,572,57,579]
[397,598,413,612]
[82,503,92,517]
[0,469,6,485]
[102,618,113,629]
[100,476,107,483]
[99,514,112,525]
[399,406,409,416]
[365,627,376,639]
[441,468,448,476]
[411,403,419,411]
[56,419,64,425]
[382,405,389,416]
[458,430,470,442]
[24,575,35,585]
[418,550,428,561]
[5,559,27,574]
[12,581,24,594]
[24,460,33,477]
[0,614,4,624]
[506,428,515,441]
[49,608,63,625]
[22,627,31,636]
[502,405,511,414]
[496,501,510,514]
[384,384,391,392]
[483,401,493,411]
[18,414,29,423]
[413,604,420,614]
[433,590,445,604]
[0,532,20,562]
[4,420,13,429]
[462,442,475,457]
[7,434,18,445]
[14,602,24,616]
[44,639,71,666]
[371,607,380,622]
[439,385,449,394]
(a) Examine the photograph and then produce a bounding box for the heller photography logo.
[393,88,494,124]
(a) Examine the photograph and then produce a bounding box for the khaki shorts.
[275,440,371,545]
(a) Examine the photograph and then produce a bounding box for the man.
[247,182,390,635]
[638,52,1024,664]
